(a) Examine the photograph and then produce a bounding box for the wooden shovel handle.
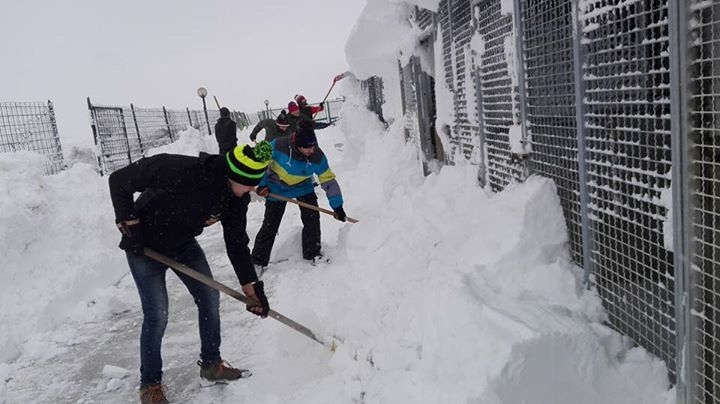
[266,192,358,224]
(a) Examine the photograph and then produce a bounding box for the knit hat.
[276,112,289,125]
[295,95,307,106]
[287,102,299,113]
[294,126,317,148]
[220,107,230,117]
[225,141,273,185]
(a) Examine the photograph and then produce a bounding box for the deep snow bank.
[0,152,124,362]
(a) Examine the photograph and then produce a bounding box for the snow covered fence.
[245,97,346,127]
[349,0,720,402]
[0,100,65,175]
[87,97,226,175]
[88,96,345,176]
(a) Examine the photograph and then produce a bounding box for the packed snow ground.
[0,86,674,403]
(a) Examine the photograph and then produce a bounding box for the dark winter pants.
[251,192,321,266]
[126,239,221,386]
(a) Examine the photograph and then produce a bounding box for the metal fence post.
[669,0,695,402]
[512,0,529,153]
[87,97,104,175]
[446,0,461,139]
[47,100,64,171]
[570,0,594,287]
[162,106,174,142]
[130,103,144,156]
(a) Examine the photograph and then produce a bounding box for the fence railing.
[386,1,720,402]
[247,97,346,127]
[87,98,227,175]
[89,97,345,175]
[0,101,65,175]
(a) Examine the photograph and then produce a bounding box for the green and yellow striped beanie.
[225,141,273,186]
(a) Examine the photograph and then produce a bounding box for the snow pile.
[0,86,675,403]
[345,1,416,81]
[0,152,124,363]
[247,85,674,404]
[0,127,217,365]
[145,127,218,156]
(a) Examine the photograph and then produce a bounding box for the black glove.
[333,206,347,222]
[317,102,325,111]
[255,186,270,197]
[246,281,270,318]
[117,220,144,255]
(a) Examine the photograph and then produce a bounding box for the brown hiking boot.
[197,359,251,384]
[139,383,168,404]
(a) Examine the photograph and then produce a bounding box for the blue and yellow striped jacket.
[259,136,343,208]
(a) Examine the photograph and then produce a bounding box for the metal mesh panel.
[236,112,251,129]
[128,106,174,152]
[166,108,193,136]
[362,76,389,123]
[389,0,720,396]
[414,6,435,30]
[245,98,345,129]
[205,109,221,137]
[324,98,345,123]
[450,0,478,161]
[88,98,226,175]
[437,0,458,157]
[399,60,420,144]
[189,110,208,133]
[0,101,65,175]
[89,105,132,175]
[520,0,584,264]
[474,0,524,189]
[581,0,676,374]
[688,0,720,401]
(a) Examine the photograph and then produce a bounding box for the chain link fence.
[0,101,65,175]
[375,0,720,402]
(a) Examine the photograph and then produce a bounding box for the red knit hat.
[288,102,299,113]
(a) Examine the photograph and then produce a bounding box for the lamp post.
[264,99,270,119]
[197,87,212,136]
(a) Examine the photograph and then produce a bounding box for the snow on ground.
[0,85,675,403]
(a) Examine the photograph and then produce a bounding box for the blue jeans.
[126,239,221,385]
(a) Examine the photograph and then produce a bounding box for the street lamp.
[197,87,212,136]
[264,99,270,120]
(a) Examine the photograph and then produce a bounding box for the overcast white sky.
[0,0,366,148]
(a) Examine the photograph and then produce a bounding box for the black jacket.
[249,118,291,142]
[215,117,238,155]
[287,112,331,133]
[108,153,257,285]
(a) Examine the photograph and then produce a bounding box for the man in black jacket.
[214,107,237,155]
[288,98,334,133]
[109,141,273,403]
[249,111,291,142]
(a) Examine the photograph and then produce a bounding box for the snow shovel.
[264,191,359,224]
[143,248,338,351]
[313,72,349,119]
